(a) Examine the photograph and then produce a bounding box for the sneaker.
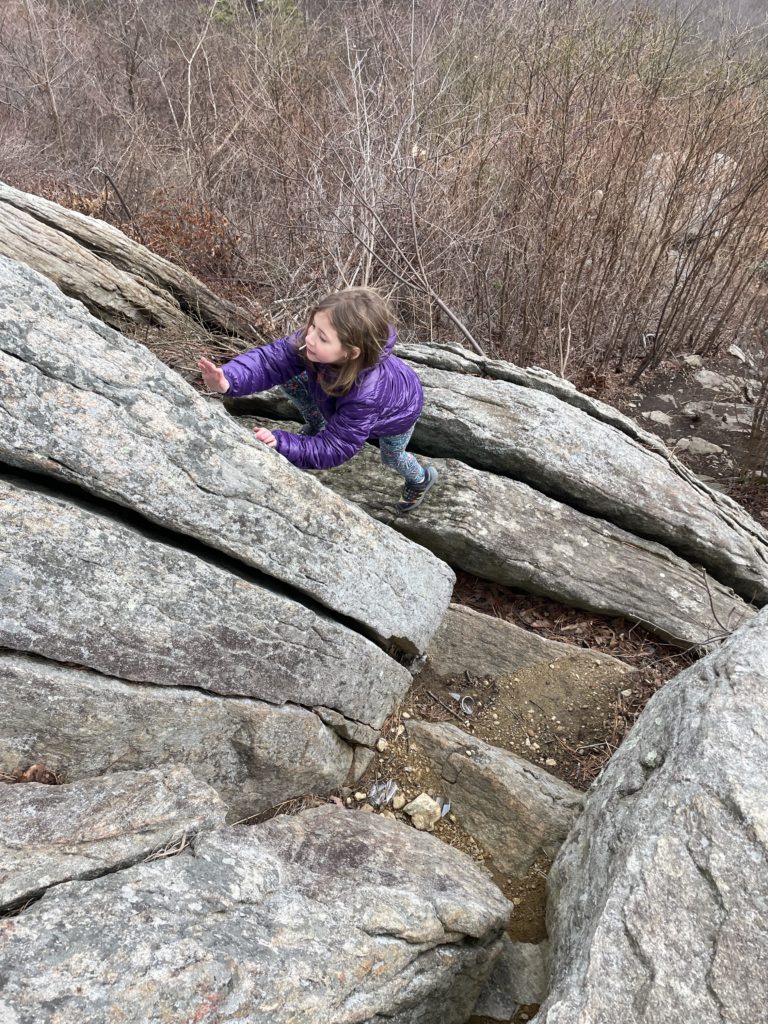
[396,466,438,514]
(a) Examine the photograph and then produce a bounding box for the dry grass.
[3,0,768,470]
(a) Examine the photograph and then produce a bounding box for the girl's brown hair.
[302,287,392,396]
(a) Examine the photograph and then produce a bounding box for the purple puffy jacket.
[221,325,424,470]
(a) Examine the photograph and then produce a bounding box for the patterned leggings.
[281,373,426,485]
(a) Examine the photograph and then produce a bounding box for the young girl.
[198,288,438,514]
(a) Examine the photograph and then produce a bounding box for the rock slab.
[408,363,768,605]
[536,606,768,1024]
[0,179,263,338]
[428,604,629,679]
[1,473,409,731]
[0,767,225,911]
[407,720,583,876]
[474,937,550,1019]
[310,440,752,648]
[0,806,511,1024]
[0,651,352,822]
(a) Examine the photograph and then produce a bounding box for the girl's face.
[305,309,360,364]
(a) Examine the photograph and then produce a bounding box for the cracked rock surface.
[0,805,511,1024]
[0,766,225,912]
[1,474,409,731]
[0,650,352,823]
[0,256,453,653]
[407,720,583,876]
[0,179,261,338]
[312,443,753,648]
[536,605,768,1023]
[235,414,755,648]
[407,363,768,606]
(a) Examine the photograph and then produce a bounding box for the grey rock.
[0,180,263,339]
[428,605,630,679]
[309,441,753,648]
[693,369,733,391]
[0,256,454,653]
[0,651,352,822]
[407,721,583,876]
[403,792,443,831]
[0,767,225,912]
[349,746,376,782]
[395,343,768,604]
[0,474,409,731]
[238,338,768,609]
[474,937,550,1019]
[684,435,724,455]
[642,410,672,426]
[0,806,511,1024]
[536,605,768,1024]
[312,706,380,748]
[681,400,753,432]
[406,364,768,604]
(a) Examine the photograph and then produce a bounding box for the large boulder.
[0,806,511,1024]
[0,256,453,653]
[1,474,410,733]
[407,364,768,606]
[0,651,352,823]
[0,767,225,912]
[535,605,768,1023]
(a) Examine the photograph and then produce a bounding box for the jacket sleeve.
[221,332,305,397]
[271,388,380,470]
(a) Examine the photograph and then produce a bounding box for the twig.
[426,690,467,722]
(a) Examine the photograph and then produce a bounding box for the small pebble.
[401,712,411,719]
[376,738,389,752]
[392,793,406,810]
[381,809,396,820]
[354,791,367,801]
[621,688,633,697]
[359,803,374,814]
[545,758,557,766]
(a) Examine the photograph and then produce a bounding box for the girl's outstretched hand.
[253,427,277,448]
[198,356,230,394]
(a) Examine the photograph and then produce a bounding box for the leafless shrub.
[3,0,768,377]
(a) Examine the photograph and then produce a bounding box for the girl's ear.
[346,346,362,361]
